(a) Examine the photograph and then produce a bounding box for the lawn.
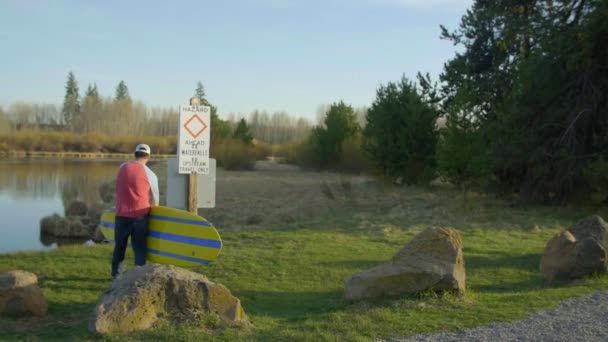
[1,166,607,341]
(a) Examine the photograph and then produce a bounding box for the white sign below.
[178,105,210,174]
[166,158,216,209]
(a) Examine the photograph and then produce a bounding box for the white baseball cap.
[134,144,151,155]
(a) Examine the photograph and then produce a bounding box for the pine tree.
[62,71,80,130]
[193,81,230,141]
[436,94,491,194]
[233,118,253,145]
[363,76,439,184]
[115,80,130,101]
[195,81,211,106]
[310,101,359,168]
[85,83,99,98]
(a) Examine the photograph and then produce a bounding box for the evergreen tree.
[195,81,210,107]
[193,81,231,141]
[115,80,130,101]
[363,76,439,184]
[441,0,608,203]
[436,93,491,193]
[233,118,253,145]
[310,101,359,168]
[85,83,99,98]
[62,71,80,130]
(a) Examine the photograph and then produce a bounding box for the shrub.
[273,138,319,169]
[0,142,9,155]
[336,135,372,174]
[272,141,299,163]
[58,131,78,151]
[252,139,272,161]
[153,138,171,155]
[13,129,38,150]
[213,138,255,170]
[77,132,106,152]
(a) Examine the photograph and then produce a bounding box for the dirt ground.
[195,160,592,233]
[198,161,378,230]
[197,160,479,233]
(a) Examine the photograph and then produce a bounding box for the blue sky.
[0,0,471,120]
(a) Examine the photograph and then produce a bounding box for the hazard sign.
[178,105,210,174]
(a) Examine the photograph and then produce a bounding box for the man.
[112,143,159,279]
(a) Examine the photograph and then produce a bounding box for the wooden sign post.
[187,97,200,213]
[188,173,197,213]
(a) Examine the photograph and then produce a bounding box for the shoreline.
[1,150,176,159]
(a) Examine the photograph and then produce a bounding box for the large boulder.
[89,264,251,334]
[345,227,465,301]
[567,215,608,247]
[0,270,48,317]
[540,215,608,282]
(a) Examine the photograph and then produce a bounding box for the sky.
[0,0,472,120]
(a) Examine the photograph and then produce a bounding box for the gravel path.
[394,291,608,342]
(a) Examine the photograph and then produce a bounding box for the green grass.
[1,199,608,341]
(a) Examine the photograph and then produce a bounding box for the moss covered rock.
[89,264,250,334]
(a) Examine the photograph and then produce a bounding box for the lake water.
[0,158,167,254]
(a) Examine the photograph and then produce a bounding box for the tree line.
[0,75,312,144]
[297,0,607,204]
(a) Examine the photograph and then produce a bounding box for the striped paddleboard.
[99,206,222,267]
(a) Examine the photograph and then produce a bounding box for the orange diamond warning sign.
[183,114,208,138]
[178,105,211,174]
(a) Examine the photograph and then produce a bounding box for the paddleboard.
[99,206,222,267]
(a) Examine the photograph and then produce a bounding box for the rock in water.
[540,215,608,282]
[89,264,250,334]
[0,270,48,317]
[65,201,88,217]
[98,181,115,204]
[40,215,92,238]
[345,227,465,301]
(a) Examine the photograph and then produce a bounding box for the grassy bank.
[5,150,176,159]
[0,131,273,171]
[1,215,607,341]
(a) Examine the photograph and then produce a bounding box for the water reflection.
[0,159,117,203]
[0,158,166,254]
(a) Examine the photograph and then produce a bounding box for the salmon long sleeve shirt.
[115,161,160,218]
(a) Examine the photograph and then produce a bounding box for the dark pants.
[111,216,148,277]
